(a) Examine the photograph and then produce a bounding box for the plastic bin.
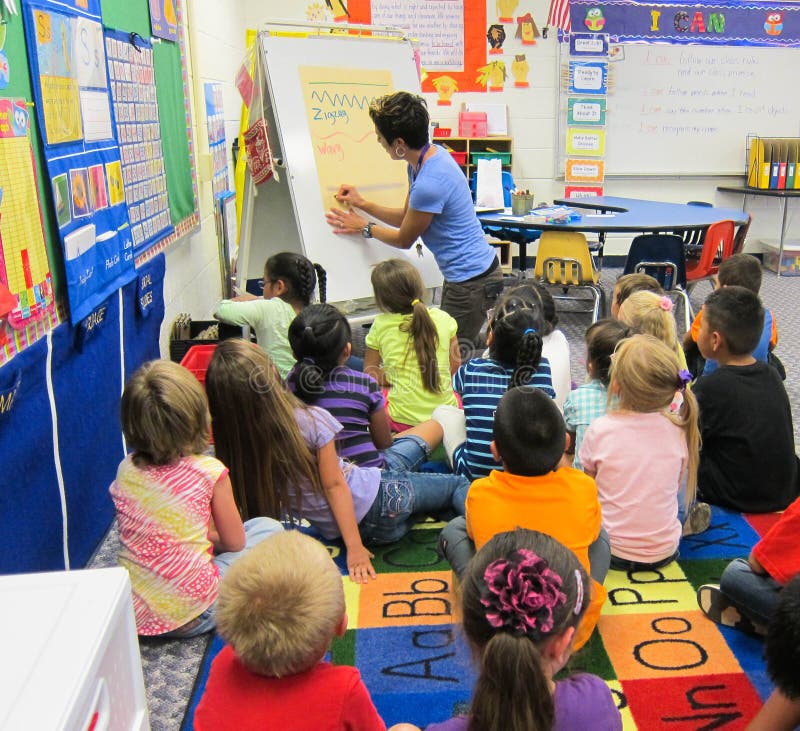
[470,151,512,165]
[180,344,217,385]
[449,151,468,165]
[458,111,488,137]
[169,320,243,363]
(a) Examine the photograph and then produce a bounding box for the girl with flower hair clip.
[580,335,707,573]
[423,529,621,731]
[617,290,691,372]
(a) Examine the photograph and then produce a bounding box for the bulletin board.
[0,0,197,359]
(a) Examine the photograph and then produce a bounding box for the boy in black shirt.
[694,286,798,513]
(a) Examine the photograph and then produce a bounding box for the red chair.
[685,219,735,292]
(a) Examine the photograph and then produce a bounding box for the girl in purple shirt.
[419,529,621,731]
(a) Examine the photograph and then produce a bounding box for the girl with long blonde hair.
[579,334,705,571]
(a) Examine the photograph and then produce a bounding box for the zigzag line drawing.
[311,90,373,109]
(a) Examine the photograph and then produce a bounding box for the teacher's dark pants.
[441,260,504,361]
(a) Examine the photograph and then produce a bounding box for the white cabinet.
[0,567,149,730]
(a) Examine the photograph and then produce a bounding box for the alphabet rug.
[182,505,778,729]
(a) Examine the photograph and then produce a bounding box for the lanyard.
[412,143,431,181]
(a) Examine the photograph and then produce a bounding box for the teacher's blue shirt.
[408,145,497,282]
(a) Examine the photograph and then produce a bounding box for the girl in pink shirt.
[579,335,701,570]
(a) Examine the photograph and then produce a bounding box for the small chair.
[623,233,692,331]
[534,231,604,322]
[680,201,713,260]
[686,219,735,292]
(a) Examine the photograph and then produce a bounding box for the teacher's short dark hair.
[369,91,429,149]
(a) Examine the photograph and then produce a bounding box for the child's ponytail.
[288,304,352,403]
[408,298,441,393]
[371,258,442,394]
[471,633,554,731]
[665,379,700,505]
[265,252,327,307]
[489,296,545,388]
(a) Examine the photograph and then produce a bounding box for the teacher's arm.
[327,196,433,250]
[335,184,408,228]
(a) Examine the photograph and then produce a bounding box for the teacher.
[325,91,503,356]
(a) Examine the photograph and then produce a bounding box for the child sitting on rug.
[433,292,554,480]
[215,252,327,379]
[423,529,621,731]
[563,319,631,471]
[683,253,781,379]
[364,258,459,431]
[530,282,571,411]
[110,360,283,638]
[439,387,607,650]
[693,287,799,513]
[288,303,444,468]
[618,290,689,370]
[698,494,800,636]
[580,335,706,572]
[610,272,664,318]
[193,530,386,731]
[746,575,800,731]
[206,339,470,584]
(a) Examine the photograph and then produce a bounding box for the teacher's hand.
[326,206,368,235]
[334,183,366,209]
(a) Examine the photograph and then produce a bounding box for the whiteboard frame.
[239,22,444,305]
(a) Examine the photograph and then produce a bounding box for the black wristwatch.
[361,222,374,238]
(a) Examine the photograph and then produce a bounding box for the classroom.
[2,0,800,728]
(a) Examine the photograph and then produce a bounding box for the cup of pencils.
[511,189,534,216]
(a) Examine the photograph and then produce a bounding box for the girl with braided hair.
[422,529,621,731]
[432,293,554,479]
[365,258,460,432]
[215,252,326,379]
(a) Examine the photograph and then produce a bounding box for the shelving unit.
[435,136,513,178]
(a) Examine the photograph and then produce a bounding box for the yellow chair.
[533,231,605,322]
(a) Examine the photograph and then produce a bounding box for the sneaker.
[696,584,765,635]
[682,501,712,536]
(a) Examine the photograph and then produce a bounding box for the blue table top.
[479,196,749,233]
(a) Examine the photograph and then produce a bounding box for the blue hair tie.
[522,328,537,336]
[302,356,315,365]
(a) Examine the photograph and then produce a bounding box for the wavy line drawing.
[317,130,374,142]
[310,90,374,109]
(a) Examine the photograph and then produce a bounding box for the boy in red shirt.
[194,531,385,731]
[697,495,800,635]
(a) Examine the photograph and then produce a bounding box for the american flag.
[546,0,572,32]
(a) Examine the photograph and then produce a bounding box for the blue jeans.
[381,434,430,472]
[719,557,782,626]
[162,517,284,638]
[359,468,470,546]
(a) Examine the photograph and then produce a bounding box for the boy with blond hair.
[194,531,385,730]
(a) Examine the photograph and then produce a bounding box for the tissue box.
[459,112,488,138]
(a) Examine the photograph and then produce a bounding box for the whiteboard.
[247,30,443,304]
[601,44,800,175]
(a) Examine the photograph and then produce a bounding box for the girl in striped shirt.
[434,293,555,479]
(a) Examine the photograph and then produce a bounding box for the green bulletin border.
[100,0,199,263]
